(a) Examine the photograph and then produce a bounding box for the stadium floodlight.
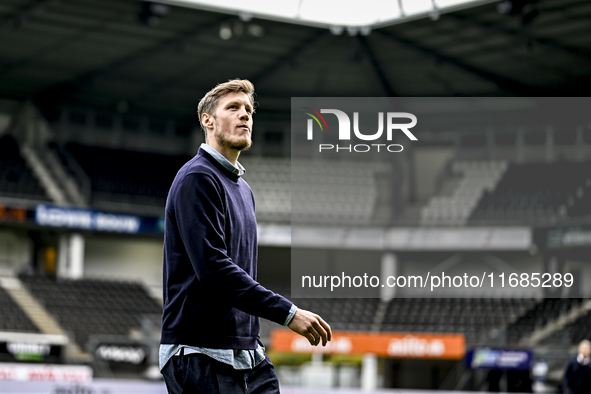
[157,0,499,30]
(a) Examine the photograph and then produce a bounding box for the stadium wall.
[0,230,32,276]
[83,235,163,296]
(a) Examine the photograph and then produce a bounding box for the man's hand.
[288,309,332,346]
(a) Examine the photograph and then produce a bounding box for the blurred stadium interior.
[1,0,591,392]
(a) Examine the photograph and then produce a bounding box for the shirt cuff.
[283,304,297,326]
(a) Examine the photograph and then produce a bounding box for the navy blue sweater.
[564,356,591,394]
[161,148,292,349]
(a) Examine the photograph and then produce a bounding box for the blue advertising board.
[466,348,534,370]
[34,204,164,234]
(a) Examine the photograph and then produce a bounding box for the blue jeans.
[161,352,280,394]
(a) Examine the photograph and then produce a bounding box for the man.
[564,340,591,394]
[160,79,332,393]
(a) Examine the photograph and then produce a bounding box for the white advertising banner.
[0,363,92,383]
[0,379,166,394]
[284,226,531,250]
[386,227,532,250]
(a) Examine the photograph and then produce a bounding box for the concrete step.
[21,145,68,205]
[0,276,64,335]
[0,276,90,362]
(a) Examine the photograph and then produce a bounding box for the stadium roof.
[0,0,589,123]
[159,0,497,29]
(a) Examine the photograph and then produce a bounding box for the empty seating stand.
[64,143,191,211]
[291,159,392,225]
[537,300,591,347]
[61,145,394,226]
[0,286,39,333]
[381,298,533,344]
[0,135,49,202]
[19,274,162,350]
[506,298,582,345]
[470,161,591,224]
[421,160,508,226]
[241,157,291,223]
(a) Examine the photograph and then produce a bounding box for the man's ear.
[202,113,214,130]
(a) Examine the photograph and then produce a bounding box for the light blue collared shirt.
[200,143,246,176]
[159,144,297,371]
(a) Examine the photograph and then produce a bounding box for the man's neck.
[206,141,240,167]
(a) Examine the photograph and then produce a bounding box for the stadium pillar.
[57,232,85,279]
[576,126,584,161]
[545,126,554,162]
[361,353,378,391]
[516,128,524,163]
[381,253,397,301]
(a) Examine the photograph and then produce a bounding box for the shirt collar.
[577,354,590,365]
[200,143,245,177]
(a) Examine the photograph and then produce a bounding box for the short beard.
[214,126,252,151]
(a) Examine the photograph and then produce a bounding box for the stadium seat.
[19,274,162,350]
[0,286,39,333]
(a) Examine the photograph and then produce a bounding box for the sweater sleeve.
[175,172,292,325]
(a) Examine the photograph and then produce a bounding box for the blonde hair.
[197,79,255,137]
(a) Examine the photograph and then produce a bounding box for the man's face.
[580,343,590,358]
[209,91,253,151]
